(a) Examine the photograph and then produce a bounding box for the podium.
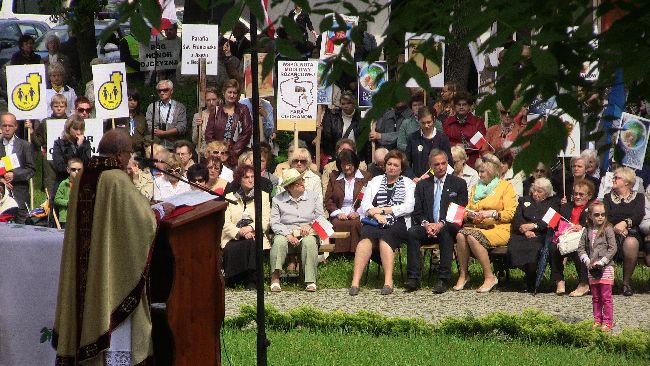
[150,200,227,365]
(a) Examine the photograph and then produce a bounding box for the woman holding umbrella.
[508,178,557,292]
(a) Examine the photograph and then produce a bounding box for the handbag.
[557,228,583,255]
[361,217,380,227]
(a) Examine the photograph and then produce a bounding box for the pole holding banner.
[27,124,34,209]
[315,106,324,168]
[197,58,207,163]
[45,188,61,230]
[370,121,376,158]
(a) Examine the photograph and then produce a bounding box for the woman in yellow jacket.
[454,154,517,293]
[222,164,271,289]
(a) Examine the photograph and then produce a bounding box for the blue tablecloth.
[0,223,64,365]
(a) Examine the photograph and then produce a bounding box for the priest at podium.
[53,129,174,365]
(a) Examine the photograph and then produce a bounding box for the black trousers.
[549,244,588,283]
[406,224,457,281]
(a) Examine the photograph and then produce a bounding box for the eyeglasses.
[157,88,171,93]
[69,168,82,172]
[292,159,308,165]
[592,213,606,217]
[207,165,220,171]
[612,176,623,181]
[170,168,182,174]
[76,107,92,114]
[210,150,227,155]
[573,192,587,197]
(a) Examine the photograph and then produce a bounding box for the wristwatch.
[381,208,386,215]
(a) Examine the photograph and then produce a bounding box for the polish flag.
[151,0,178,36]
[356,186,366,202]
[445,202,466,225]
[312,216,334,241]
[469,131,487,149]
[542,207,561,229]
[0,153,20,175]
[261,0,275,38]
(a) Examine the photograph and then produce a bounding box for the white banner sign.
[405,33,445,88]
[46,119,104,160]
[556,113,581,157]
[139,38,181,71]
[181,24,219,75]
[6,64,47,120]
[277,61,318,131]
[92,63,129,120]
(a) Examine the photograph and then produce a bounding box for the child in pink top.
[577,201,617,332]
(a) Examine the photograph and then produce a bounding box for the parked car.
[0,19,50,67]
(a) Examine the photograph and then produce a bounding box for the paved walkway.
[226,288,650,331]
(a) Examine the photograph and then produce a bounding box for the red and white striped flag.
[261,0,275,37]
[312,216,334,241]
[0,153,20,175]
[469,131,487,149]
[151,0,178,36]
[445,202,466,225]
[542,207,561,229]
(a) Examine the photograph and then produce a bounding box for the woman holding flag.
[508,177,557,292]
[349,150,415,296]
[324,150,371,254]
[454,154,517,293]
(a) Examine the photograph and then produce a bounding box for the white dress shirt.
[360,174,416,228]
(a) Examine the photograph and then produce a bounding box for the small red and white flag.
[261,0,275,38]
[542,207,561,229]
[0,153,20,175]
[151,0,178,36]
[445,202,466,225]
[469,131,487,149]
[356,186,366,202]
[312,216,335,241]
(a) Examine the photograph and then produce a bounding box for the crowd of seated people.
[5,75,650,299]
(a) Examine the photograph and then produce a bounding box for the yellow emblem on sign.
[98,71,124,110]
[12,73,42,111]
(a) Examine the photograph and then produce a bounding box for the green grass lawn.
[221,328,647,366]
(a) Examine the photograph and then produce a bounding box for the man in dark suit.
[405,149,468,293]
[1,112,35,224]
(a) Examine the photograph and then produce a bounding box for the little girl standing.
[577,201,617,332]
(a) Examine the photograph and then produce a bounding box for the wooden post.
[45,188,61,230]
[293,121,299,153]
[484,109,489,129]
[111,118,115,130]
[197,58,207,163]
[562,158,566,201]
[27,123,33,209]
[315,105,324,169]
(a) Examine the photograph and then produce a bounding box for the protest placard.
[181,24,219,75]
[405,33,445,88]
[92,63,129,120]
[6,64,47,120]
[46,119,104,160]
[357,61,387,108]
[277,61,318,131]
[320,14,358,59]
[615,112,650,169]
[316,59,332,105]
[557,113,581,157]
[244,53,274,97]
[139,38,181,71]
[468,24,499,96]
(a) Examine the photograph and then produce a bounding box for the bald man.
[1,112,35,223]
[53,129,174,365]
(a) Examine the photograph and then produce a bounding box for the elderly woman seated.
[451,145,479,192]
[269,168,326,292]
[324,149,371,254]
[455,154,517,293]
[127,155,153,200]
[508,177,557,292]
[222,164,270,289]
[349,150,415,296]
[604,166,645,296]
[277,147,322,201]
[153,155,191,201]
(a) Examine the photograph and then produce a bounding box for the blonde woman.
[451,145,478,192]
[454,154,517,293]
[204,140,234,182]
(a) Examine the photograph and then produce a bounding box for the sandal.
[305,283,317,292]
[270,282,282,292]
[622,285,633,297]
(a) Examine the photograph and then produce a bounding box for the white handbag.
[557,228,583,255]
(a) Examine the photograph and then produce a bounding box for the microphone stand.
[147,162,238,205]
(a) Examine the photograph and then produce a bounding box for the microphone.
[134,156,167,166]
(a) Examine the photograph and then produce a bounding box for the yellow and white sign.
[45,119,104,160]
[6,64,47,120]
[92,63,129,119]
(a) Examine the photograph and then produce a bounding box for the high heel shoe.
[476,278,498,293]
[452,277,470,291]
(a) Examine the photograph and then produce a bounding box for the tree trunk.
[70,0,99,85]
[444,1,472,91]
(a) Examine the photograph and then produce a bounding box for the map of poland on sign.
[280,76,314,112]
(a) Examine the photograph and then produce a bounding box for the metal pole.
[249,12,269,366]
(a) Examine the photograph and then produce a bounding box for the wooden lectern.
[150,200,227,366]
